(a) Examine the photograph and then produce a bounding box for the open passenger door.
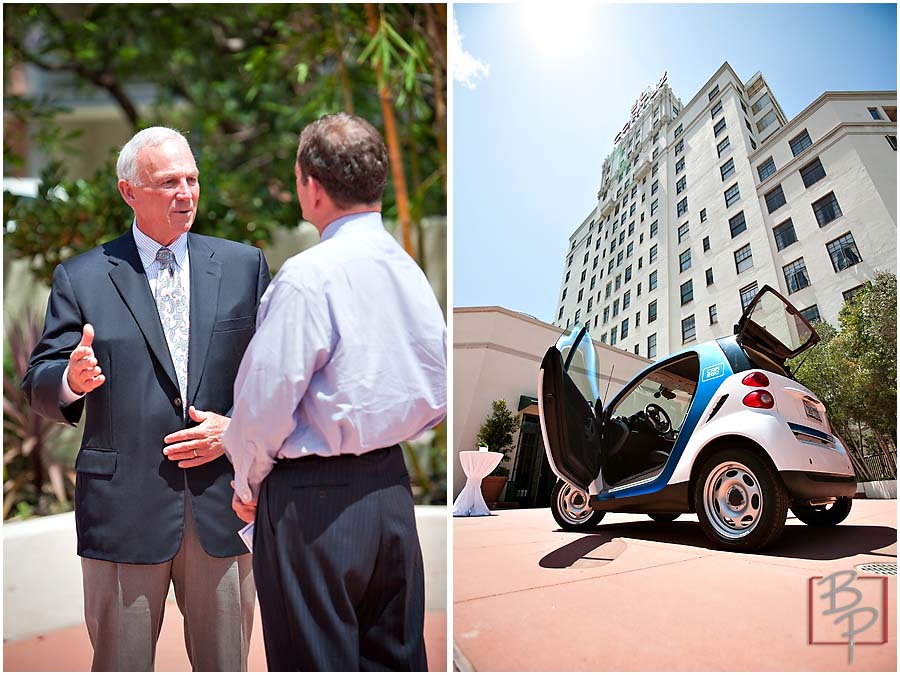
[537,326,604,492]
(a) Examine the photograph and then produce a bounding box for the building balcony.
[634,156,651,181]
[599,192,616,217]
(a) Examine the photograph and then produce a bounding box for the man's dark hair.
[296,113,388,208]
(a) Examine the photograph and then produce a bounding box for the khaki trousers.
[81,493,255,672]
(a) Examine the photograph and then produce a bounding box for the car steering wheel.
[645,403,672,435]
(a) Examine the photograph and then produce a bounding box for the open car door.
[736,284,819,365]
[538,326,603,492]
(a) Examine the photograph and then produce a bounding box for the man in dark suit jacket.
[23,127,270,671]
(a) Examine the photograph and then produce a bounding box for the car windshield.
[555,325,600,405]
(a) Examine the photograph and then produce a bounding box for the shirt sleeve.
[59,365,86,406]
[222,277,334,502]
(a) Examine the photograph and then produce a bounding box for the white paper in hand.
[238,522,254,553]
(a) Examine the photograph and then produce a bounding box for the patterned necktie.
[155,247,189,410]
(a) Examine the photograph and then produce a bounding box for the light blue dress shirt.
[223,212,447,502]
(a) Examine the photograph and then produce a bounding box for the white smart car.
[538,285,857,551]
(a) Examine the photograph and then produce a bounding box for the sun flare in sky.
[518,2,597,56]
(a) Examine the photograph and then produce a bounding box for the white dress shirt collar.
[320,211,383,243]
[132,220,189,271]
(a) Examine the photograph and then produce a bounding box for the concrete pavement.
[454,499,896,671]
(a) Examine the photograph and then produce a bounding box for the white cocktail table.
[453,450,503,516]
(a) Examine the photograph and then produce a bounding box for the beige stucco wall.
[452,307,650,500]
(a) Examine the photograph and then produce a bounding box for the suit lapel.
[106,232,180,392]
[186,234,222,406]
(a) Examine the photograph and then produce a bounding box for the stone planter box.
[860,480,897,499]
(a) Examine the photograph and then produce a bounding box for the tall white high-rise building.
[554,62,897,359]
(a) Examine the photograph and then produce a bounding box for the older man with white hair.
[23,127,270,671]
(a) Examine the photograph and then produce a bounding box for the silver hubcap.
[558,483,593,524]
[703,461,763,540]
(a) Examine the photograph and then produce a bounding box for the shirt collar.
[132,220,189,271]
[320,211,383,243]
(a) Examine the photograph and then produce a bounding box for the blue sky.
[452,2,897,322]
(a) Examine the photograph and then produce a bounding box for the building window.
[634,344,640,355]
[580,270,586,283]
[652,163,659,176]
[621,318,629,339]
[583,252,589,264]
[783,257,811,294]
[558,306,564,320]
[706,267,714,286]
[675,139,684,155]
[679,248,692,273]
[843,285,864,303]
[740,282,758,310]
[603,306,610,323]
[650,199,659,216]
[626,241,634,258]
[651,179,659,195]
[709,304,718,325]
[827,232,862,272]
[734,243,753,274]
[600,332,606,343]
[713,118,727,137]
[887,136,897,151]
[800,305,821,324]
[613,299,620,317]
[700,208,707,223]
[711,99,723,118]
[758,156,776,181]
[677,221,689,243]
[868,107,883,120]
[649,244,658,263]
[724,182,741,208]
[728,211,747,238]
[648,333,657,359]
[674,123,683,138]
[590,275,596,290]
[682,315,696,343]
[610,326,617,345]
[790,129,813,156]
[574,309,581,324]
[680,279,694,305]
[567,255,573,267]
[708,84,720,101]
[593,256,599,269]
[800,157,826,188]
[630,203,636,216]
[750,138,757,150]
[765,184,786,213]
[587,297,593,312]
[649,270,658,291]
[676,157,685,174]
[751,93,772,115]
[577,289,583,302]
[617,251,624,267]
[561,288,567,301]
[648,300,658,323]
[624,264,633,283]
[605,281,612,298]
[702,236,710,252]
[650,220,658,237]
[773,218,798,251]
[628,221,635,236]
[720,157,735,180]
[677,197,688,217]
[565,271,570,283]
[623,290,631,309]
[756,109,777,133]
[812,191,843,226]
[676,176,687,195]
[635,311,640,327]
[717,136,731,157]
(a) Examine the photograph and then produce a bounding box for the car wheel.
[551,480,605,531]
[648,513,679,523]
[791,497,852,527]
[694,448,788,551]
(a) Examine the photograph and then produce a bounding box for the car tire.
[551,479,605,531]
[648,513,679,523]
[791,497,852,527]
[693,448,788,551]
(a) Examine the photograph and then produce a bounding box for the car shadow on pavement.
[540,519,896,568]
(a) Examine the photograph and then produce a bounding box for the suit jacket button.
[174,397,182,407]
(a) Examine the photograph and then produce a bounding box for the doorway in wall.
[509,414,556,508]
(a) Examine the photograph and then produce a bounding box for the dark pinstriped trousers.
[253,445,427,672]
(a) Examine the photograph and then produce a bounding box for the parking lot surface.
[454,499,896,671]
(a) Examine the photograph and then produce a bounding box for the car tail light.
[742,371,770,387]
[743,390,774,409]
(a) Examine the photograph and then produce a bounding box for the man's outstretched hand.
[67,324,105,394]
[163,406,229,468]
[231,480,257,523]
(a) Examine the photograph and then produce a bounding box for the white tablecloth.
[453,451,503,517]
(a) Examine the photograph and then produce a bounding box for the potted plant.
[475,399,521,504]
